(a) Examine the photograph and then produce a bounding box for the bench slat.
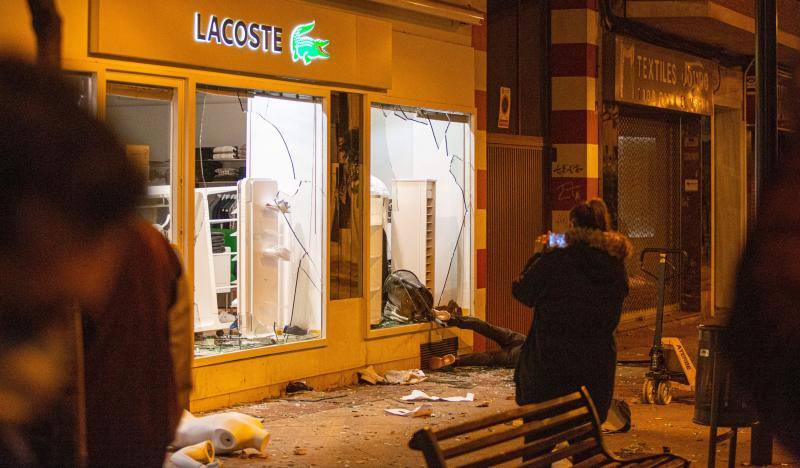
[572,452,622,467]
[442,407,591,459]
[434,391,584,441]
[457,422,595,468]
[518,437,599,468]
[624,454,687,468]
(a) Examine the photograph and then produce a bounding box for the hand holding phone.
[548,232,567,249]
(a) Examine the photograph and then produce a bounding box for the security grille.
[616,114,682,314]
[486,138,544,351]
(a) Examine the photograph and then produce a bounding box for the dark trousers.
[455,317,526,368]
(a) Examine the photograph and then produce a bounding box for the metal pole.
[752,0,776,463]
[755,0,777,210]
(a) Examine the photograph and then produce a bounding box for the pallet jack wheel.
[641,378,656,404]
[655,380,672,405]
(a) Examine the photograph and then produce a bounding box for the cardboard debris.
[357,365,386,385]
[385,404,434,418]
[401,390,475,402]
[384,369,427,385]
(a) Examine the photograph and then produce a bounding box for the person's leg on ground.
[456,316,526,349]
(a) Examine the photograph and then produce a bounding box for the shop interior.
[369,104,472,329]
[106,82,174,240]
[104,83,326,358]
[192,87,325,357]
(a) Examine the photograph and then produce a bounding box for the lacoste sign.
[90,0,392,89]
[193,13,330,66]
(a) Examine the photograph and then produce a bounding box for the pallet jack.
[639,248,696,405]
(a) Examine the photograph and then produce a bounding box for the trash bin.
[693,325,757,427]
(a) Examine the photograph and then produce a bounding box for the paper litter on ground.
[384,404,434,417]
[401,389,475,402]
[384,369,427,385]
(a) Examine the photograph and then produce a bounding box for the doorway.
[603,106,709,319]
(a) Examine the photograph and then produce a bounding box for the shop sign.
[607,35,714,115]
[193,15,330,66]
[90,0,391,89]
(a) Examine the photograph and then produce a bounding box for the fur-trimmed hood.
[564,228,633,259]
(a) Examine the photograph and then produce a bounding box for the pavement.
[200,317,800,467]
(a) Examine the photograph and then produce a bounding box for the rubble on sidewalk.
[385,404,434,418]
[384,369,427,385]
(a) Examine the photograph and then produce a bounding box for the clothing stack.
[211,232,226,254]
[209,194,237,221]
[212,146,239,160]
[214,167,239,179]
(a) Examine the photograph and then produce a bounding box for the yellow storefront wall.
[3,0,482,412]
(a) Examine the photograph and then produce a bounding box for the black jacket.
[512,228,631,421]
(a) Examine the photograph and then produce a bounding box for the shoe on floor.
[429,354,456,370]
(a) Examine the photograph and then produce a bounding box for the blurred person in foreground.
[727,77,800,456]
[0,57,142,464]
[82,218,193,467]
[511,199,631,422]
[0,57,192,467]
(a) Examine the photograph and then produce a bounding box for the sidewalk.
[204,318,798,467]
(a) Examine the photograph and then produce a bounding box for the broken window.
[369,104,473,329]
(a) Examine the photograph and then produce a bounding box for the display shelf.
[391,179,436,292]
[196,159,246,163]
[197,180,241,187]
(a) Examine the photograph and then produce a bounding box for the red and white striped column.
[550,0,600,231]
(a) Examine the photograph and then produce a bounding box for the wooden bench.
[409,386,689,467]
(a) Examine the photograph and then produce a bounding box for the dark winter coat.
[512,228,631,421]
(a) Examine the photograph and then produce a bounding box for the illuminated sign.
[90,0,392,89]
[193,13,330,66]
[194,13,282,53]
[608,35,714,115]
[291,21,330,65]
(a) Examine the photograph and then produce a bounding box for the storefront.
[4,0,485,411]
[601,34,741,321]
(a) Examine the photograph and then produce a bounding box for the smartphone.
[548,232,567,248]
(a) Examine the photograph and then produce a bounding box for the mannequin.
[173,411,270,454]
[169,441,218,468]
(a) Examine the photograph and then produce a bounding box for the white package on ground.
[173,411,270,454]
[401,389,475,402]
[385,404,433,418]
[169,440,218,468]
[384,369,427,385]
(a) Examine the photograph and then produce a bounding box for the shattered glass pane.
[194,87,325,357]
[369,104,472,329]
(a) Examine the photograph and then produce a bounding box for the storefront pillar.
[473,21,489,352]
[549,0,600,231]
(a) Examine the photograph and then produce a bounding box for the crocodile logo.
[290,21,330,65]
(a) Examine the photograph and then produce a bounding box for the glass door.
[104,75,183,242]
